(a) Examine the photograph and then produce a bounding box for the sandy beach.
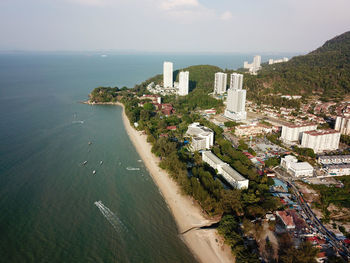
[117,102,234,263]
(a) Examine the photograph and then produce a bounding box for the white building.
[202,151,249,189]
[186,123,214,152]
[163,61,173,88]
[178,71,189,96]
[325,164,350,176]
[202,151,225,170]
[281,155,314,177]
[280,123,317,144]
[301,129,340,153]
[318,155,350,165]
[335,116,350,135]
[268,57,289,65]
[224,73,247,121]
[213,72,227,95]
[244,55,261,75]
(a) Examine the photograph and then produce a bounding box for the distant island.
[87,31,350,263]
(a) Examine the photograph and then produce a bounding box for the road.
[274,168,350,261]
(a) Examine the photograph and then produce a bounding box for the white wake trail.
[94,201,127,233]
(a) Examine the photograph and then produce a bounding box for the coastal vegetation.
[89,86,125,103]
[119,94,283,261]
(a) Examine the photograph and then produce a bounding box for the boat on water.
[126,167,140,171]
[100,161,103,165]
[83,161,88,165]
[88,141,92,145]
[93,170,96,175]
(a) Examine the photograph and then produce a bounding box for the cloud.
[220,11,233,21]
[160,0,199,11]
[65,0,110,6]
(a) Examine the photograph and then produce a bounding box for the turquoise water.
[0,52,296,262]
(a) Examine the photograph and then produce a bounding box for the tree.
[143,102,154,111]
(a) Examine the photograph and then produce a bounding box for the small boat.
[88,141,92,145]
[100,161,103,165]
[83,161,88,165]
[93,170,96,175]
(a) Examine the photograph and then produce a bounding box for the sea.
[0,52,297,263]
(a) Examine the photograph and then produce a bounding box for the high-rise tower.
[163,61,173,88]
[178,71,189,96]
[214,72,227,95]
[224,73,247,120]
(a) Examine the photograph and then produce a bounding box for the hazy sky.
[1,0,349,52]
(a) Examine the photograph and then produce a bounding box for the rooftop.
[221,164,247,182]
[283,123,316,128]
[202,151,225,166]
[328,164,350,169]
[304,129,340,136]
[290,162,313,171]
[318,155,350,160]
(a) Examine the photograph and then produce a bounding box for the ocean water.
[0,52,296,262]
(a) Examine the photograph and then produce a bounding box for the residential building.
[244,55,261,75]
[213,72,227,94]
[163,61,173,88]
[280,123,317,144]
[268,57,289,65]
[185,123,214,151]
[178,71,189,96]
[202,151,249,189]
[318,155,350,165]
[234,123,272,137]
[224,73,247,121]
[325,164,350,176]
[335,116,350,135]
[301,129,340,153]
[276,211,295,229]
[281,155,314,177]
[202,151,225,170]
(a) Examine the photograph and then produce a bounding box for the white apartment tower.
[163,61,173,88]
[335,116,350,135]
[178,71,189,96]
[243,55,261,75]
[214,72,227,95]
[224,73,247,121]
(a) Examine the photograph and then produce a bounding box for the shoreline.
[116,102,235,263]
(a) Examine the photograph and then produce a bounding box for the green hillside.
[251,31,350,101]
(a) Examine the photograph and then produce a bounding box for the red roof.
[344,239,350,244]
[166,126,177,130]
[317,252,326,259]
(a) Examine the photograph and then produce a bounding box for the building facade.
[185,123,214,151]
[178,71,189,96]
[163,61,173,88]
[280,123,317,144]
[301,129,340,153]
[224,73,247,121]
[243,55,261,75]
[335,116,350,135]
[202,151,249,189]
[213,72,227,95]
[281,155,313,177]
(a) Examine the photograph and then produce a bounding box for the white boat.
[100,161,103,165]
[126,167,140,171]
[83,161,88,165]
[93,170,96,175]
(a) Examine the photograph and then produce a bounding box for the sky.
[0,0,350,53]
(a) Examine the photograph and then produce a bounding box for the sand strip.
[117,102,234,263]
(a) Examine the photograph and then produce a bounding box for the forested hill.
[251,31,350,101]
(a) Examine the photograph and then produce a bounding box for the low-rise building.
[301,129,340,153]
[276,211,295,229]
[202,151,249,189]
[318,155,350,165]
[281,155,314,177]
[235,123,272,137]
[218,163,249,189]
[325,164,350,176]
[186,123,214,152]
[289,162,314,177]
